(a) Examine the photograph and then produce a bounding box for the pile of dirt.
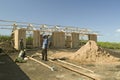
[51,40,119,63]
[0,41,17,53]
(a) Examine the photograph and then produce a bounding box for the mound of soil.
[70,40,119,62]
[0,41,17,53]
[51,40,119,63]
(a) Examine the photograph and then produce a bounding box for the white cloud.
[116,29,120,32]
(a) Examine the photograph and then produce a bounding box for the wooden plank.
[30,53,100,80]
[28,56,54,71]
[50,60,101,80]
[57,59,94,73]
[33,53,94,73]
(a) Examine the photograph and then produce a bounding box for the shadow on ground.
[0,54,30,80]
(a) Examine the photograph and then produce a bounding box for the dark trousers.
[42,49,47,61]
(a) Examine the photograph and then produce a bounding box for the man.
[20,38,24,50]
[15,49,27,63]
[42,35,48,61]
[15,38,27,63]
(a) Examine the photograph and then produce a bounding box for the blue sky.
[0,0,120,42]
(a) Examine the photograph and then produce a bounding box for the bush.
[97,42,120,49]
[26,37,33,45]
[0,35,11,42]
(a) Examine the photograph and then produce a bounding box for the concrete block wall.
[52,32,65,48]
[65,36,72,48]
[88,34,97,42]
[13,29,97,50]
[71,33,79,48]
[33,30,40,47]
[14,29,26,50]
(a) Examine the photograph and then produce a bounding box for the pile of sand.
[51,40,119,63]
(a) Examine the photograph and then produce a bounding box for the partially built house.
[0,20,98,50]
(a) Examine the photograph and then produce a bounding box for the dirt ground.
[1,48,120,80]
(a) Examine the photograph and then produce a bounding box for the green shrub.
[26,37,33,45]
[97,42,120,49]
[0,35,11,42]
